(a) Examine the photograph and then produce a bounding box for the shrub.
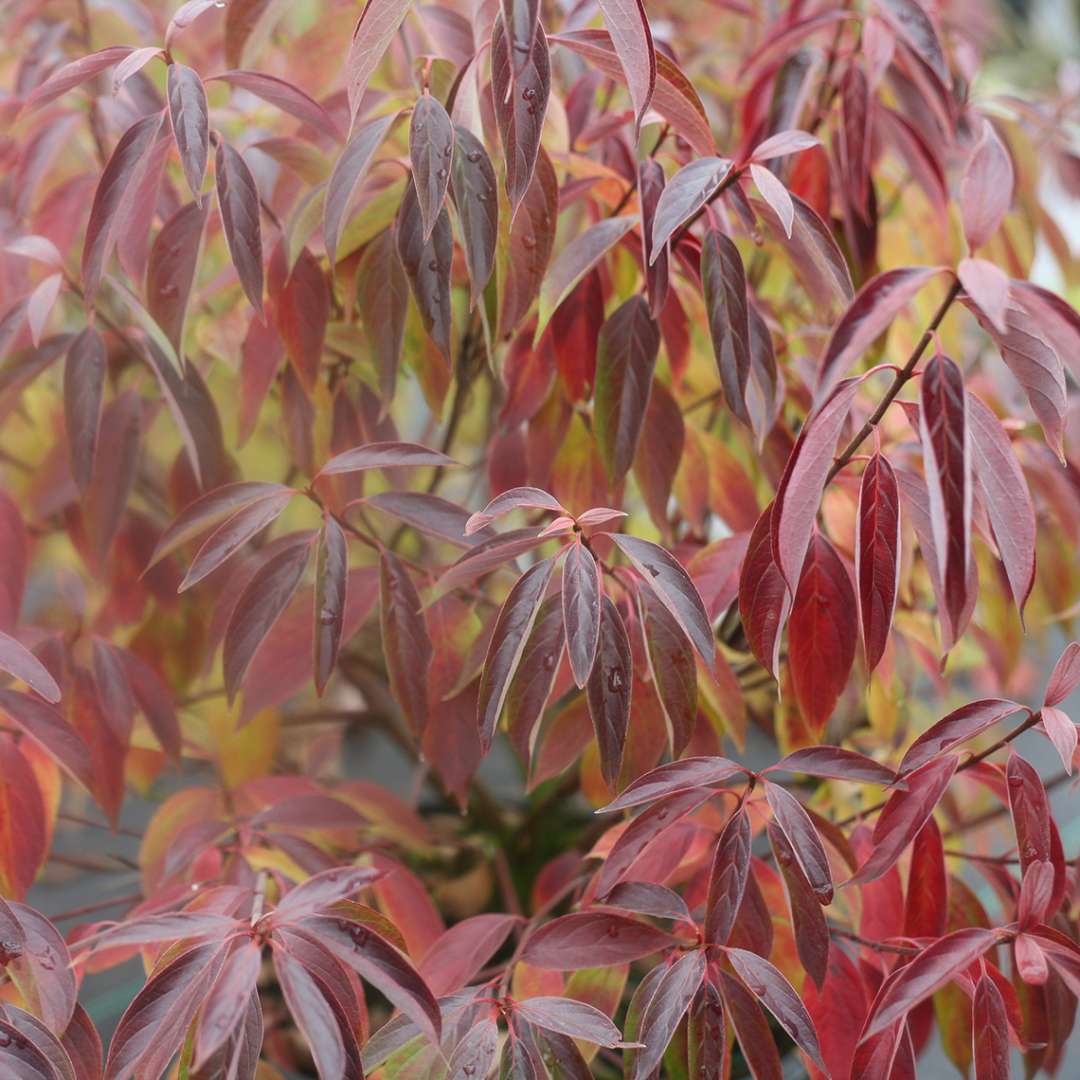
[0,0,1079,1076]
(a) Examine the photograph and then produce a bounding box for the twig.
[831,926,919,957]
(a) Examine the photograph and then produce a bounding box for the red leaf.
[704,808,751,944]
[91,638,134,742]
[1017,860,1056,930]
[898,698,1022,776]
[166,64,209,203]
[522,913,674,971]
[269,243,328,392]
[648,157,732,256]
[585,596,634,788]
[597,755,746,813]
[639,160,669,318]
[861,928,999,1040]
[750,161,795,238]
[903,818,947,938]
[640,588,697,756]
[766,782,833,903]
[752,129,821,161]
[273,866,382,922]
[1041,706,1077,774]
[215,141,264,313]
[396,176,453,358]
[848,753,957,885]
[803,946,869,1080]
[855,453,901,673]
[593,296,660,486]
[478,557,555,750]
[445,1018,500,1080]
[209,70,342,143]
[0,691,94,793]
[419,913,520,996]
[788,533,857,731]
[21,45,135,112]
[146,200,209,355]
[767,746,897,786]
[1045,642,1080,708]
[319,440,454,478]
[465,487,565,534]
[972,974,1009,1080]
[876,0,949,84]
[380,551,433,741]
[500,0,540,78]
[919,353,972,636]
[515,996,625,1048]
[718,969,784,1080]
[738,503,791,677]
[633,950,707,1076]
[960,117,1014,251]
[223,536,313,701]
[562,541,602,687]
[701,228,751,426]
[314,517,348,695]
[0,737,47,899]
[345,0,414,120]
[450,125,498,306]
[1007,751,1053,890]
[63,327,106,495]
[506,594,564,758]
[0,633,60,704]
[957,256,1009,334]
[605,881,691,924]
[596,0,655,130]
[192,940,263,1068]
[768,821,829,989]
[408,93,455,241]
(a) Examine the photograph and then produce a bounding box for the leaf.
[772,378,862,589]
[465,487,565,534]
[354,231,408,404]
[1040,706,1077,775]
[450,125,498,306]
[515,996,625,1048]
[972,974,1009,1080]
[146,200,209,355]
[768,821,829,989]
[767,746,898,786]
[319,441,455,477]
[419,913,519,996]
[1007,751,1053,883]
[269,243,328,391]
[25,273,61,348]
[562,541,602,688]
[593,296,660,487]
[638,160,669,318]
[209,70,342,143]
[817,267,942,399]
[861,928,999,1039]
[536,217,637,343]
[900,700,1024,777]
[726,949,827,1071]
[874,0,949,84]
[81,111,164,301]
[701,229,751,425]
[960,117,1013,251]
[345,0,415,120]
[380,551,433,741]
[633,950,706,1078]
[957,256,1009,334]
[640,589,696,756]
[718,970,784,1080]
[788,532,857,732]
[550,30,713,156]
[1045,643,1080,707]
[191,941,263,1068]
[446,1018,500,1079]
[491,13,550,217]
[506,596,564,758]
[500,0,540,78]
[84,391,142,560]
[298,915,441,1041]
[166,64,209,203]
[396,177,453,358]
[597,755,746,813]
[520,913,674,970]
[314,517,348,696]
[919,353,972,636]
[609,534,714,666]
[903,818,947,938]
[585,596,633,789]
[766,782,833,905]
[738,504,791,677]
[649,157,732,257]
[605,882,691,924]
[596,0,655,130]
[21,46,134,113]
[409,93,455,240]
[224,536,313,701]
[848,753,958,885]
[215,141,265,313]
[704,808,750,944]
[0,633,60,704]
[855,453,901,673]
[273,866,382,922]
[91,638,134,743]
[752,129,821,160]
[750,162,795,238]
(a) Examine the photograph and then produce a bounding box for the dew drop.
[521,87,536,101]
[428,259,440,272]
[463,1068,476,1077]
[777,850,792,866]
[443,143,453,158]
[607,668,624,692]
[319,608,337,625]
[522,236,537,250]
[1007,775,1023,788]
[159,283,179,299]
[606,924,619,938]
[467,151,483,164]
[0,940,23,966]
[542,653,556,671]
[437,167,449,180]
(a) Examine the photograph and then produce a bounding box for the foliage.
[0,0,1079,1077]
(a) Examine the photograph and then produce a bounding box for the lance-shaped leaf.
[861,927,999,1040]
[920,353,972,636]
[409,93,454,240]
[345,0,415,120]
[638,160,669,317]
[500,0,540,77]
[419,914,520,996]
[596,0,655,131]
[192,940,263,1068]
[788,532,857,732]
[270,243,328,391]
[26,273,61,348]
[492,13,550,217]
[598,755,746,813]
[972,974,1009,1080]
[208,70,342,142]
[817,266,942,399]
[478,557,555,750]
[63,328,107,495]
[767,746,897,786]
[465,487,565,533]
[593,297,660,487]
[1007,751,1053,880]
[562,540,602,687]
[314,517,348,696]
[701,228,751,426]
[521,913,674,970]
[506,594,564,758]
[0,634,60,704]
[82,111,164,300]
[450,125,498,306]
[958,256,1009,334]
[515,996,625,1048]
[772,377,862,589]
[967,391,1036,617]
[380,551,432,740]
[718,970,784,1080]
[750,161,795,238]
[147,200,209,355]
[215,141,264,313]
[85,391,141,560]
[633,950,706,1078]
[855,453,901,673]
[224,536,313,701]
[766,781,833,904]
[299,916,441,1041]
[960,117,1013,251]
[649,157,732,257]
[319,440,454,478]
[356,229,409,404]
[586,596,633,788]
[325,111,399,265]
[20,45,134,113]
[640,588,696,756]
[768,821,829,989]
[726,949,827,1071]
[272,866,383,922]
[704,808,750,944]
[397,178,453,358]
[903,818,947,938]
[899,698,1022,775]
[1045,642,1080,707]
[92,638,135,742]
[536,216,637,343]
[738,503,790,677]
[1041,706,1077,775]
[848,753,958,885]
[445,1018,500,1079]
[609,533,714,665]
[167,64,209,203]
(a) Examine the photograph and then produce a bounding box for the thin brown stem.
[51,891,143,922]
[831,926,919,957]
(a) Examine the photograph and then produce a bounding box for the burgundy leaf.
[63,327,106,494]
[585,595,634,789]
[396,176,453,358]
[598,755,746,813]
[209,70,342,143]
[898,698,1022,775]
[319,441,454,478]
[855,453,901,673]
[957,256,1009,334]
[960,117,1014,251]
[215,140,264,313]
[446,1018,500,1079]
[768,821,829,989]
[521,913,674,970]
[704,807,750,944]
[419,913,520,996]
[433,528,551,596]
[750,161,795,238]
[314,516,348,695]
[21,46,134,113]
[633,950,706,1077]
[972,974,1009,1080]
[649,157,732,256]
[506,594,564,758]
[465,487,565,534]
[515,996,624,1048]
[380,550,433,741]
[409,93,455,240]
[146,200,209,355]
[273,866,382,922]
[604,881,691,924]
[1041,706,1077,775]
[767,746,897,786]
[450,125,498,306]
[701,228,751,426]
[345,0,414,119]
[875,0,949,84]
[640,587,697,756]
[562,540,602,687]
[355,231,408,403]
[596,0,655,130]
[90,638,134,743]
[166,64,209,203]
[192,940,263,1068]
[1044,642,1080,708]
[903,818,947,938]
[0,691,94,792]
[738,503,791,677]
[0,633,60,704]
[1007,751,1053,885]
[639,160,669,317]
[718,970,784,1080]
[766,782,833,904]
